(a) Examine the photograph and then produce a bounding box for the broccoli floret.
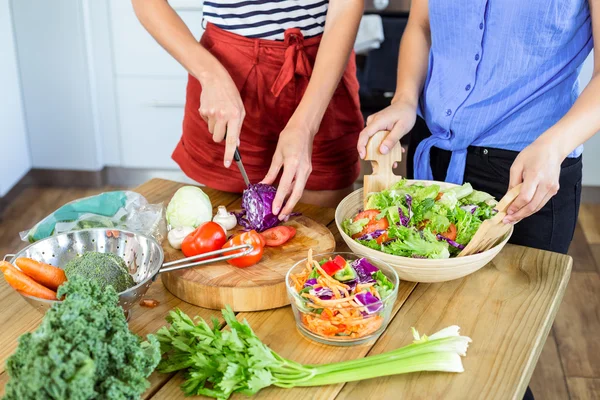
[3,277,160,400]
[64,252,135,293]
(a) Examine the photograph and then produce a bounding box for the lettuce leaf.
[342,218,369,236]
[384,225,450,259]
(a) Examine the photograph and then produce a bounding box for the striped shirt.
[202,0,328,40]
[414,0,593,184]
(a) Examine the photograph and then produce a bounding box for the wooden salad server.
[458,183,522,257]
[363,130,404,209]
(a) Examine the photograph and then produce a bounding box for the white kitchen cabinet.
[110,0,204,78]
[0,0,30,196]
[116,77,189,169]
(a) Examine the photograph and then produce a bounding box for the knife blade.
[233,148,251,188]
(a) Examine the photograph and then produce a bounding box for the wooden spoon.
[363,131,404,209]
[458,184,522,257]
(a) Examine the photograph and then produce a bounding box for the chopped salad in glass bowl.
[342,179,498,259]
[286,250,398,346]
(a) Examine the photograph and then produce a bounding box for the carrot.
[15,258,67,291]
[0,261,57,300]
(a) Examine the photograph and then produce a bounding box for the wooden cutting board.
[160,216,335,312]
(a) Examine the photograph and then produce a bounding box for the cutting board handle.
[363,131,403,208]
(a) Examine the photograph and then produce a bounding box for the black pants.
[407,118,583,255]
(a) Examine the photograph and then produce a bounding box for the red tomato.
[222,230,264,268]
[352,209,390,239]
[285,226,297,238]
[181,222,227,258]
[260,226,291,247]
[441,223,458,241]
[321,260,344,276]
[333,255,347,269]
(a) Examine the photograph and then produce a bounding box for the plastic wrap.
[20,191,167,243]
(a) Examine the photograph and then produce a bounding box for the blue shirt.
[414,0,594,184]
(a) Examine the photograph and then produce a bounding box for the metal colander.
[4,228,252,315]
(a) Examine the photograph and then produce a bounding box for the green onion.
[156,308,472,399]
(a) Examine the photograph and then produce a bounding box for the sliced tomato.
[285,226,297,238]
[260,226,292,247]
[332,255,346,269]
[222,230,264,268]
[441,223,457,241]
[352,209,390,239]
[321,260,343,276]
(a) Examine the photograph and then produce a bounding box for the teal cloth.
[30,191,128,241]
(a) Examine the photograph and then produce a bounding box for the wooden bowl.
[334,182,513,283]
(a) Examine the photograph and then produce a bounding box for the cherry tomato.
[321,260,344,276]
[181,222,227,258]
[352,209,390,239]
[260,226,291,247]
[333,255,346,269]
[222,230,264,268]
[441,223,458,241]
[285,226,297,238]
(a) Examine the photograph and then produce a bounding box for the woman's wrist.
[534,128,572,161]
[391,91,419,110]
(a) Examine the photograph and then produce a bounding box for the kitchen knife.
[233,148,251,188]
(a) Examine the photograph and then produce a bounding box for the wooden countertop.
[0,178,573,400]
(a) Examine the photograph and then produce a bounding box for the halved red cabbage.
[236,184,280,232]
[354,291,383,314]
[309,286,334,300]
[351,258,379,284]
[357,229,386,241]
[436,234,466,250]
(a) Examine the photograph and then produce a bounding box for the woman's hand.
[357,99,417,158]
[504,139,563,224]
[261,125,314,220]
[198,66,246,168]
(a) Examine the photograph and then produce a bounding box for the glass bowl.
[286,252,399,346]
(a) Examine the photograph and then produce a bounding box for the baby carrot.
[15,258,66,291]
[0,261,57,300]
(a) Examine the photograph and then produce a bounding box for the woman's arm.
[505,0,600,223]
[263,0,365,218]
[356,0,431,157]
[131,0,245,168]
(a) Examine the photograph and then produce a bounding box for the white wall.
[579,51,599,186]
[10,0,101,170]
[0,0,30,196]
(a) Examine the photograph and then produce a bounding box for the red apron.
[172,23,364,193]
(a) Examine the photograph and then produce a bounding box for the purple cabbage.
[345,279,358,292]
[236,184,280,232]
[354,292,384,314]
[304,278,318,288]
[309,286,334,300]
[460,204,478,214]
[405,194,413,224]
[398,207,409,227]
[351,258,379,284]
[356,229,386,241]
[436,233,466,250]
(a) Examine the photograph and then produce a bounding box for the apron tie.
[271,28,313,97]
